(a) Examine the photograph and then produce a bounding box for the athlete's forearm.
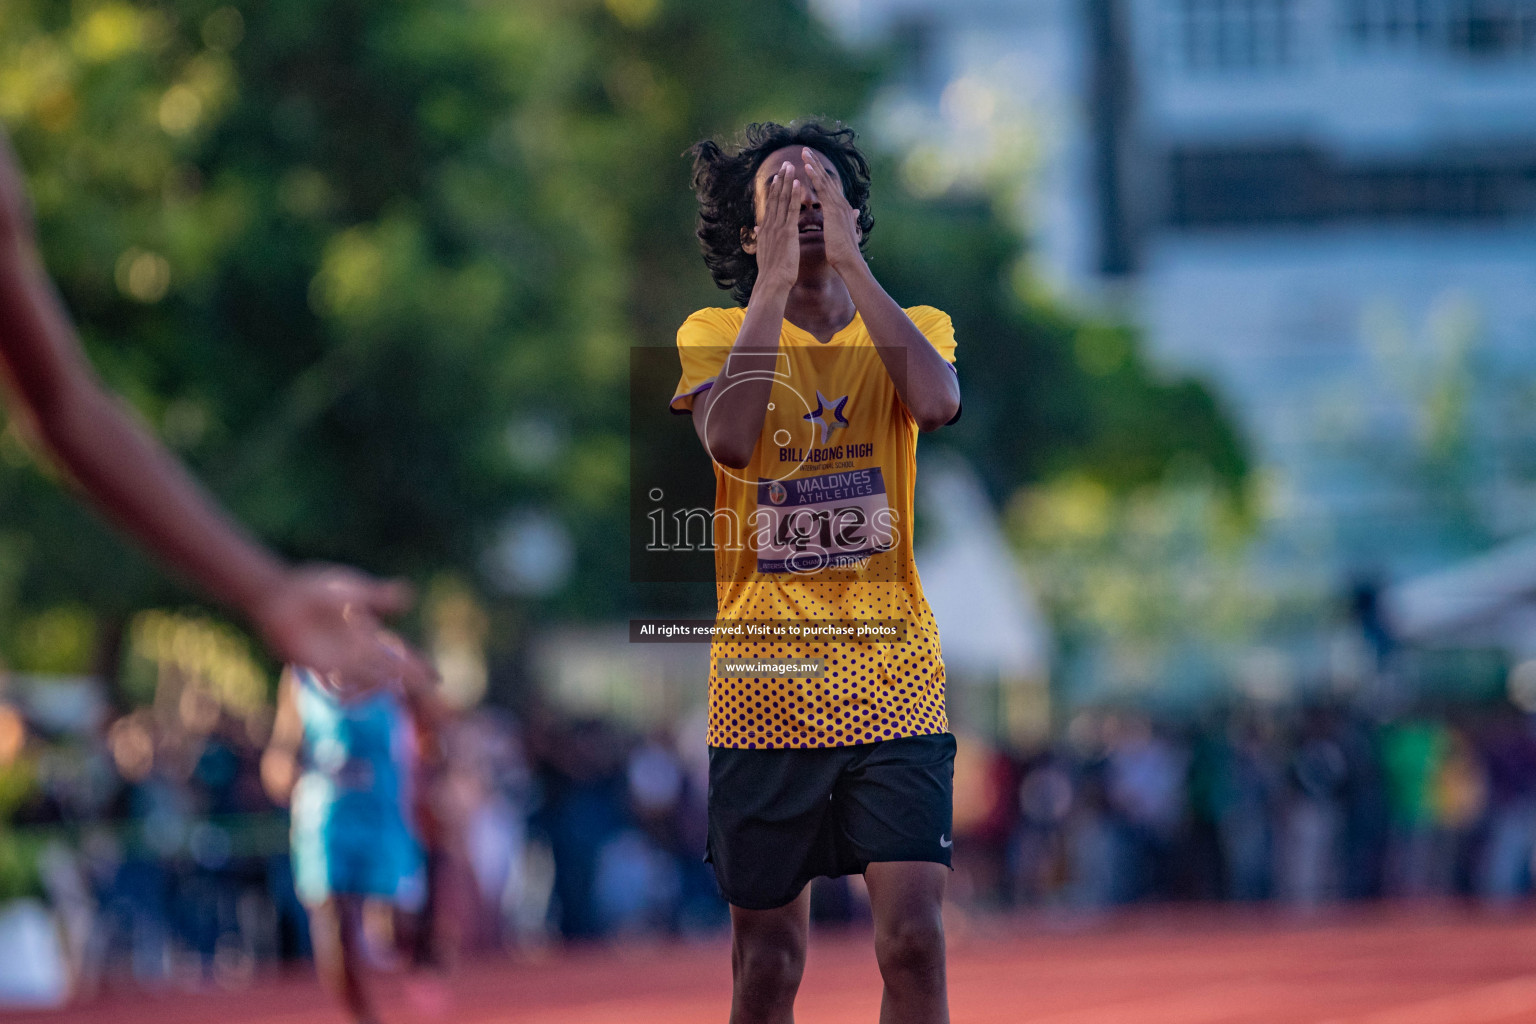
[0,234,289,617]
[839,261,960,431]
[697,279,791,468]
[261,675,302,805]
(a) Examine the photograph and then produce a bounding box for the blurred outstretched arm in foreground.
[0,129,431,695]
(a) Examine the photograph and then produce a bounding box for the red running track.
[14,906,1536,1024]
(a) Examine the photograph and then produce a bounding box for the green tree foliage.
[0,0,874,635]
[0,0,1244,661]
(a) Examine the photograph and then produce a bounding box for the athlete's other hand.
[801,148,863,275]
[248,565,434,699]
[746,160,801,295]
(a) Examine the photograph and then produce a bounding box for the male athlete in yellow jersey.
[673,121,961,1024]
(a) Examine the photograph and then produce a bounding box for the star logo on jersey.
[803,391,850,445]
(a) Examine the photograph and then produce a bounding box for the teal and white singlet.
[289,667,426,909]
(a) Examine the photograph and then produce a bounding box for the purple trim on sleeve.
[946,360,959,421]
[669,378,716,414]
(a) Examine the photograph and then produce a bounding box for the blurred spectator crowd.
[953,701,1536,912]
[5,676,1536,1000]
[0,678,729,999]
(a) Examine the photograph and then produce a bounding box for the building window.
[1342,0,1536,55]
[1446,0,1536,55]
[1167,144,1536,226]
[1167,0,1301,71]
[1345,0,1437,46]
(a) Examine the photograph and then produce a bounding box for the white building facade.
[819,0,1536,583]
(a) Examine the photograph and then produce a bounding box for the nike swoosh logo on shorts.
[939,835,952,848]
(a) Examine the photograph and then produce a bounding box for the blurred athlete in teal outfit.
[264,665,446,1024]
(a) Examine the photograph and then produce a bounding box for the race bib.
[755,468,895,574]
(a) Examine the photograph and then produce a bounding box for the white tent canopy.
[1384,533,1536,654]
[914,454,1051,682]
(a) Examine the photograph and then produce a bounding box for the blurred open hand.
[249,565,435,698]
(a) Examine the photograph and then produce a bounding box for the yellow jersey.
[670,305,956,749]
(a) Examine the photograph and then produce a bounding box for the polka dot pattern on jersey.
[706,580,948,749]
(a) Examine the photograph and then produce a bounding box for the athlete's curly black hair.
[688,120,874,307]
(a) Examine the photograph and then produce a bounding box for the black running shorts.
[706,732,956,910]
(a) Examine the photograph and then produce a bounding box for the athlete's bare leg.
[309,895,379,1024]
[864,862,949,1024]
[728,887,811,1024]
